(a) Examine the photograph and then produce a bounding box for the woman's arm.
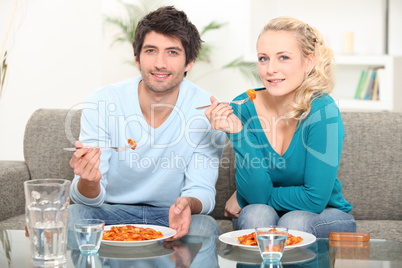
[269,104,344,213]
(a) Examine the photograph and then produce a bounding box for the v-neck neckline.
[249,98,298,157]
[133,80,182,132]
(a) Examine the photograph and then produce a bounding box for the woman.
[205,16,356,237]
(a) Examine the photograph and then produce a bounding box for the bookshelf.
[332,55,402,112]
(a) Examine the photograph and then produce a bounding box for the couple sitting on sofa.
[68,6,356,241]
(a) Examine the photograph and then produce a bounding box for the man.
[68,6,226,240]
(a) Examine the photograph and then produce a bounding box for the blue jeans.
[233,204,356,238]
[68,203,220,235]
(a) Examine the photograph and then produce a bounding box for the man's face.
[135,31,194,94]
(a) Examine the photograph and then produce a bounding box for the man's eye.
[168,50,178,55]
[145,49,155,53]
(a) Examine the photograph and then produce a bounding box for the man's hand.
[224,191,242,219]
[167,197,201,240]
[69,141,102,198]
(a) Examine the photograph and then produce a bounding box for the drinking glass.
[74,219,105,255]
[255,226,288,263]
[24,179,71,267]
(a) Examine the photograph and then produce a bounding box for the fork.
[195,97,250,110]
[63,145,131,152]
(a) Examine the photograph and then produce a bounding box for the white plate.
[98,242,175,259]
[218,229,316,251]
[218,245,316,265]
[101,224,177,247]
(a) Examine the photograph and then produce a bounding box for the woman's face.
[257,30,313,99]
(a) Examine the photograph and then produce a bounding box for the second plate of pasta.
[219,229,316,251]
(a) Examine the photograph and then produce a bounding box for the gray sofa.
[1,109,401,241]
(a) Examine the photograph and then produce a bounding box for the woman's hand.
[204,96,243,134]
[224,191,242,219]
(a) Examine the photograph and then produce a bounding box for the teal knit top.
[228,89,353,213]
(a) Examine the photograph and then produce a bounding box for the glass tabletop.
[1,229,402,267]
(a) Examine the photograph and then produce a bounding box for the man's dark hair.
[133,6,202,66]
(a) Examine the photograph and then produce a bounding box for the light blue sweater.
[70,77,226,214]
[228,89,353,213]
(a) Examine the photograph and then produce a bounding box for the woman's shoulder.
[310,94,339,113]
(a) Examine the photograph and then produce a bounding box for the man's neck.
[138,81,180,129]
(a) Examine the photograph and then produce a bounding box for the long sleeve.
[269,102,347,213]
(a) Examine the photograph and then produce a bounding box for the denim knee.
[278,209,356,238]
[189,215,220,236]
[237,204,279,230]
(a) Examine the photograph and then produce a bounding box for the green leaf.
[200,21,227,36]
[223,57,260,82]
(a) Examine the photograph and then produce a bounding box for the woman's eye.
[258,56,268,62]
[279,55,289,60]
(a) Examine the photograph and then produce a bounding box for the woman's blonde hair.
[260,16,335,120]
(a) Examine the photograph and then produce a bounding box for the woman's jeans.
[233,204,356,238]
[68,203,220,236]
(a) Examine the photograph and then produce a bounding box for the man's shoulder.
[180,80,213,105]
[87,77,140,100]
[181,80,210,95]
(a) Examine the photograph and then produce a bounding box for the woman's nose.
[266,61,278,74]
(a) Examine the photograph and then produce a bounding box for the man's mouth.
[152,72,170,79]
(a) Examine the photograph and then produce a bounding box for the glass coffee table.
[1,229,402,267]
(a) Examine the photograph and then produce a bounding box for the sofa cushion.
[210,140,236,221]
[339,112,402,221]
[24,109,81,181]
[0,161,29,221]
[356,220,401,241]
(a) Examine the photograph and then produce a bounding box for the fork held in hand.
[63,145,131,152]
[195,97,250,110]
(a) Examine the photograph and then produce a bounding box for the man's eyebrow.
[166,46,183,51]
[142,44,183,51]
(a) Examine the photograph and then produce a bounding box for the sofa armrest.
[0,161,30,222]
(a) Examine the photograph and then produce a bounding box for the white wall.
[0,0,399,160]
[0,0,103,160]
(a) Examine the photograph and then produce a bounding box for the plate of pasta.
[219,229,316,251]
[101,224,176,247]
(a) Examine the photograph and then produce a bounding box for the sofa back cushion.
[339,112,402,220]
[210,140,237,220]
[23,109,402,222]
[24,109,81,181]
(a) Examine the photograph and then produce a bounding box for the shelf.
[332,55,402,112]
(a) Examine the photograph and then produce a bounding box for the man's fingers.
[73,149,101,179]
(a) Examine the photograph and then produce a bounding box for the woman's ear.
[306,54,315,74]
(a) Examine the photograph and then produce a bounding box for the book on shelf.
[363,70,376,100]
[372,68,385,101]
[354,70,367,99]
[354,67,382,101]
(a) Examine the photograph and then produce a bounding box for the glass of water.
[255,226,288,263]
[74,219,105,255]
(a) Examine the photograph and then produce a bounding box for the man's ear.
[134,56,140,69]
[185,60,194,72]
